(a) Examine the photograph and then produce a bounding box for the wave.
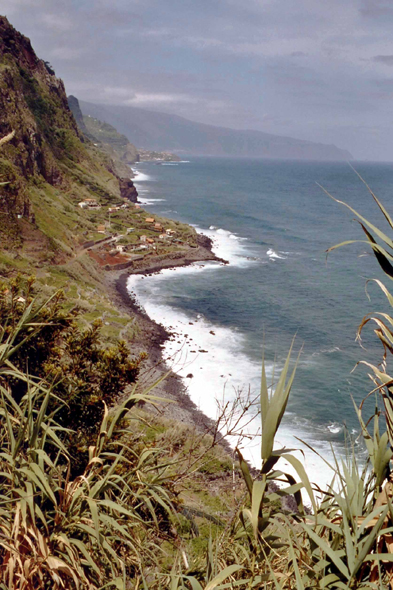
[267,248,286,260]
[138,197,166,205]
[127,268,343,492]
[327,423,343,435]
[312,346,342,357]
[197,225,257,267]
[133,170,151,182]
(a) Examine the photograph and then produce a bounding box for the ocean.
[128,157,393,487]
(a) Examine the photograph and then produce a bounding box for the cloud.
[99,87,199,105]
[373,55,393,65]
[41,13,74,32]
[49,47,83,60]
[359,0,393,18]
[124,93,199,105]
[4,0,393,159]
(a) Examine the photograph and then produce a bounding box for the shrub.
[0,277,145,472]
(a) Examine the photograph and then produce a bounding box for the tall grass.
[170,181,393,589]
[3,117,393,588]
[0,295,182,589]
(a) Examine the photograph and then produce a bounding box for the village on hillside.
[76,197,198,270]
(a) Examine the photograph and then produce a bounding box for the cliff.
[67,94,89,136]
[0,17,140,262]
[69,97,180,164]
[79,99,353,161]
[0,15,218,286]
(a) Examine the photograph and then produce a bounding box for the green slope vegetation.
[0,16,202,337]
[3,13,393,590]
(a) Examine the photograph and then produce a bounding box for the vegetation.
[4,19,393,587]
[0,303,178,589]
[2,184,393,589]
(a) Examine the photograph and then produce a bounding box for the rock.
[119,177,138,202]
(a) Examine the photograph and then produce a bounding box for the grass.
[3,182,393,588]
[10,49,393,585]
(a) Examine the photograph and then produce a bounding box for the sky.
[3,0,393,160]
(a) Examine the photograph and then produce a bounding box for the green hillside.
[2,13,393,590]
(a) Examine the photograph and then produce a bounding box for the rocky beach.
[104,233,232,442]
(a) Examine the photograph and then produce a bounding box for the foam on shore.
[126,233,338,496]
[133,170,151,182]
[138,197,166,205]
[125,168,338,494]
[195,225,259,267]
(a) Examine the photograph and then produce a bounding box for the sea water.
[128,157,393,487]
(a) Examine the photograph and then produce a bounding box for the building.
[79,198,101,210]
[97,225,106,234]
[146,238,154,244]
[140,235,147,243]
[126,227,135,234]
[166,229,176,236]
[145,217,155,223]
[154,223,162,230]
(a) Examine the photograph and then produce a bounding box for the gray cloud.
[359,0,393,18]
[2,0,393,159]
[373,55,393,65]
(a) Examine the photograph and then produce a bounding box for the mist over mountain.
[79,100,352,162]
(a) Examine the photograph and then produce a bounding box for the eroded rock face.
[67,95,89,136]
[196,233,214,249]
[119,177,138,203]
[0,16,84,238]
[0,16,82,182]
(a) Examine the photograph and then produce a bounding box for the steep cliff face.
[0,16,123,259]
[80,99,353,161]
[67,94,89,136]
[68,96,139,200]
[0,16,80,185]
[68,97,140,178]
[119,177,138,203]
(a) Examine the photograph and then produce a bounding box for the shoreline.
[104,233,233,448]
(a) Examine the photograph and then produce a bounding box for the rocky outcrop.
[0,13,87,222]
[0,16,123,253]
[74,108,139,164]
[67,95,89,136]
[0,16,81,185]
[119,177,138,203]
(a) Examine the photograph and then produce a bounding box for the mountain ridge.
[79,99,353,161]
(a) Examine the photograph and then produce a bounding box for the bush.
[0,276,145,472]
